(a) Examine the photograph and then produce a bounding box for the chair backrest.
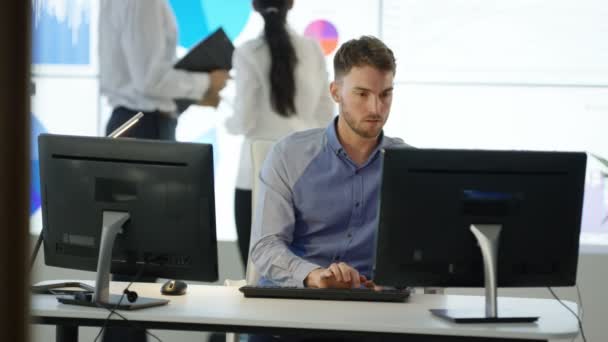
[245,139,276,285]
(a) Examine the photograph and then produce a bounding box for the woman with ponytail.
[226,0,334,269]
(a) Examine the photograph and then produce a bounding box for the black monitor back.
[374,148,586,288]
[38,134,218,282]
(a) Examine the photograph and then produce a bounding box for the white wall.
[30,235,606,342]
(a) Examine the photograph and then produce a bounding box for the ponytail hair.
[254,0,297,117]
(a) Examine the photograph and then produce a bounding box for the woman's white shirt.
[226,30,335,190]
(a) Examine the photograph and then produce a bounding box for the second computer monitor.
[374,148,586,288]
[39,134,218,282]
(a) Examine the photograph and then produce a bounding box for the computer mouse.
[161,280,188,295]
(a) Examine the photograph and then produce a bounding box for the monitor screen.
[374,148,586,288]
[38,134,218,282]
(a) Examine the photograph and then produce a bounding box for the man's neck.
[336,118,380,166]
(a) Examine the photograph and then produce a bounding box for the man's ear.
[329,81,340,103]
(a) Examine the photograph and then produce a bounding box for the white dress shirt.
[99,0,210,113]
[226,30,335,190]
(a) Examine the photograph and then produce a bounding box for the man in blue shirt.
[250,36,408,289]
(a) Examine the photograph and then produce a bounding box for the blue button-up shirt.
[250,118,406,286]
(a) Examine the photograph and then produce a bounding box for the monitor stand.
[57,211,169,310]
[430,224,539,323]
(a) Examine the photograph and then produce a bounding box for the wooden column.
[0,1,31,342]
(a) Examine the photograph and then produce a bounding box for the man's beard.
[341,107,384,139]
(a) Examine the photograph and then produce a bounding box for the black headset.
[74,292,93,302]
[123,288,138,303]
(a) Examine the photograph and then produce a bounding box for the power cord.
[30,230,44,272]
[576,283,585,321]
[547,287,587,342]
[571,284,585,342]
[94,305,162,342]
[93,264,163,342]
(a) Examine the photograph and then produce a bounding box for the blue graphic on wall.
[169,0,252,48]
[169,0,250,164]
[32,0,91,65]
[30,115,47,215]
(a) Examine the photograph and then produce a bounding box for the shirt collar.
[325,116,387,161]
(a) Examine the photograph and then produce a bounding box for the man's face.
[330,65,394,139]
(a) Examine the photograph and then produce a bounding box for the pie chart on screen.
[304,19,339,56]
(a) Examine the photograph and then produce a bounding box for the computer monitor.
[38,134,218,309]
[374,147,586,322]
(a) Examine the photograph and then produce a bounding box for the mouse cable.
[93,263,163,342]
[547,287,587,342]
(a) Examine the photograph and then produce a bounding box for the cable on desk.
[576,283,584,321]
[571,283,585,342]
[547,287,587,342]
[93,263,163,342]
[94,305,162,342]
[30,230,44,273]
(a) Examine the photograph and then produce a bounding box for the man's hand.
[304,262,369,288]
[199,69,229,108]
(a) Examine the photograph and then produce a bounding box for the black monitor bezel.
[38,134,218,282]
[373,147,586,288]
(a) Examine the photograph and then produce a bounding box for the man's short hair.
[333,36,396,79]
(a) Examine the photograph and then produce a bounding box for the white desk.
[31,281,579,341]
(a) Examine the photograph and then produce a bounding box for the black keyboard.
[239,285,410,302]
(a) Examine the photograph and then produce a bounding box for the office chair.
[226,139,275,342]
[244,139,275,285]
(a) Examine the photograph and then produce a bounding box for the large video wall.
[31,0,608,249]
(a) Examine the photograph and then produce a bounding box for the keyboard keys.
[239,285,410,302]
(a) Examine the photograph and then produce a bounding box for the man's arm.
[249,143,320,287]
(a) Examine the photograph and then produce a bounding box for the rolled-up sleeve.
[249,143,320,287]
